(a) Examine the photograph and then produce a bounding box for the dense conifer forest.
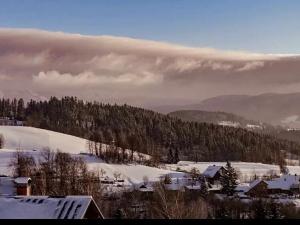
[0,97,299,164]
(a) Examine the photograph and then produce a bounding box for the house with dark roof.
[202,165,226,185]
[234,174,300,198]
[244,179,268,197]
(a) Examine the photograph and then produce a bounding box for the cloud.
[0,74,10,80]
[33,70,162,88]
[236,61,265,72]
[0,28,300,106]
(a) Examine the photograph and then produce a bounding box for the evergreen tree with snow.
[190,167,200,184]
[199,176,209,198]
[220,161,238,196]
[164,174,172,184]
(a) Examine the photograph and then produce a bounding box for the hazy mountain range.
[153,92,300,128]
[168,110,264,128]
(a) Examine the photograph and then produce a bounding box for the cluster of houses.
[2,164,300,219]
[179,165,300,199]
[187,165,300,199]
[130,165,300,202]
[235,174,300,199]
[217,120,264,130]
[122,165,226,194]
[0,117,24,126]
[0,176,104,219]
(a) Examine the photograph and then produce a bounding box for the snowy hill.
[0,126,88,154]
[0,126,150,160]
[0,126,182,185]
[1,126,300,187]
[0,148,184,186]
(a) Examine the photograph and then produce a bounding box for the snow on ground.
[0,126,150,160]
[0,126,88,154]
[87,159,185,186]
[2,126,300,187]
[165,161,300,182]
[0,126,183,185]
[0,148,184,186]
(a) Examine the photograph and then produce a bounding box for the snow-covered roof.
[249,179,266,189]
[0,196,103,219]
[240,179,268,193]
[235,192,250,199]
[208,184,222,191]
[100,176,115,182]
[202,165,224,178]
[164,183,184,191]
[14,177,31,185]
[185,185,201,190]
[235,183,250,192]
[0,177,15,196]
[138,185,154,192]
[267,174,300,190]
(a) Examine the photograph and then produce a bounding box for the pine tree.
[164,174,172,184]
[220,161,238,196]
[199,176,208,198]
[190,167,200,186]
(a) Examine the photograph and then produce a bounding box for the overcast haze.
[0,28,300,107]
[0,1,300,107]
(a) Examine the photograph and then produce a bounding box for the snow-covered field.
[0,126,88,154]
[2,126,300,186]
[0,126,182,186]
[165,161,300,182]
[0,126,150,160]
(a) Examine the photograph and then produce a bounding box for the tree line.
[1,97,300,164]
[9,149,103,197]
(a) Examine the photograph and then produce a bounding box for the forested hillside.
[169,110,300,146]
[168,110,263,127]
[0,97,299,165]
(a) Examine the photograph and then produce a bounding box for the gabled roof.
[185,185,201,190]
[267,174,300,191]
[138,185,154,192]
[202,165,224,178]
[244,179,268,193]
[235,183,250,192]
[14,177,31,185]
[0,196,103,219]
[0,177,15,196]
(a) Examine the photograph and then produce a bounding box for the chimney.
[14,177,32,196]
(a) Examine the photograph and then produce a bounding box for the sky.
[0,1,300,107]
[0,0,300,54]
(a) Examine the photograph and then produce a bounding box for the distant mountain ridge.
[168,110,264,129]
[153,92,300,128]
